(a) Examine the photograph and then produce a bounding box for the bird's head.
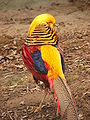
[25,14,59,46]
[28,14,55,36]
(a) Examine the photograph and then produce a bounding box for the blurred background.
[0,0,90,120]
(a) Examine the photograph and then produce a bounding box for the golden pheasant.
[22,14,78,120]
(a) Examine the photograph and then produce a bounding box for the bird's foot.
[34,88,48,113]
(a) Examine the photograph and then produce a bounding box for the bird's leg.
[34,87,48,113]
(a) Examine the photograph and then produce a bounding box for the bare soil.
[0,0,90,120]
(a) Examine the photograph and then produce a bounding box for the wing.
[22,45,48,75]
[30,50,48,74]
[22,45,34,71]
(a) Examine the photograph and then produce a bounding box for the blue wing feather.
[31,50,48,74]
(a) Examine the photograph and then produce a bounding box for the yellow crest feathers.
[28,14,55,36]
[25,14,58,46]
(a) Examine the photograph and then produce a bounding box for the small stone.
[77,33,82,39]
[13,40,17,45]
[7,55,13,60]
[0,55,4,60]
[20,101,24,105]
[79,114,83,120]
[15,65,24,69]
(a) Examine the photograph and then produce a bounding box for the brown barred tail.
[53,76,78,120]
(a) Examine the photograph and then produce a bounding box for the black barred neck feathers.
[25,14,59,46]
[25,22,58,46]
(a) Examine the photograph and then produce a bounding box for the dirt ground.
[0,0,90,120]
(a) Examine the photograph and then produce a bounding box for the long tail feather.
[53,76,78,120]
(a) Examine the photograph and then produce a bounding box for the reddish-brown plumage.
[22,44,64,82]
[22,44,49,85]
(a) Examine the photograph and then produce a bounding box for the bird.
[22,13,78,120]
